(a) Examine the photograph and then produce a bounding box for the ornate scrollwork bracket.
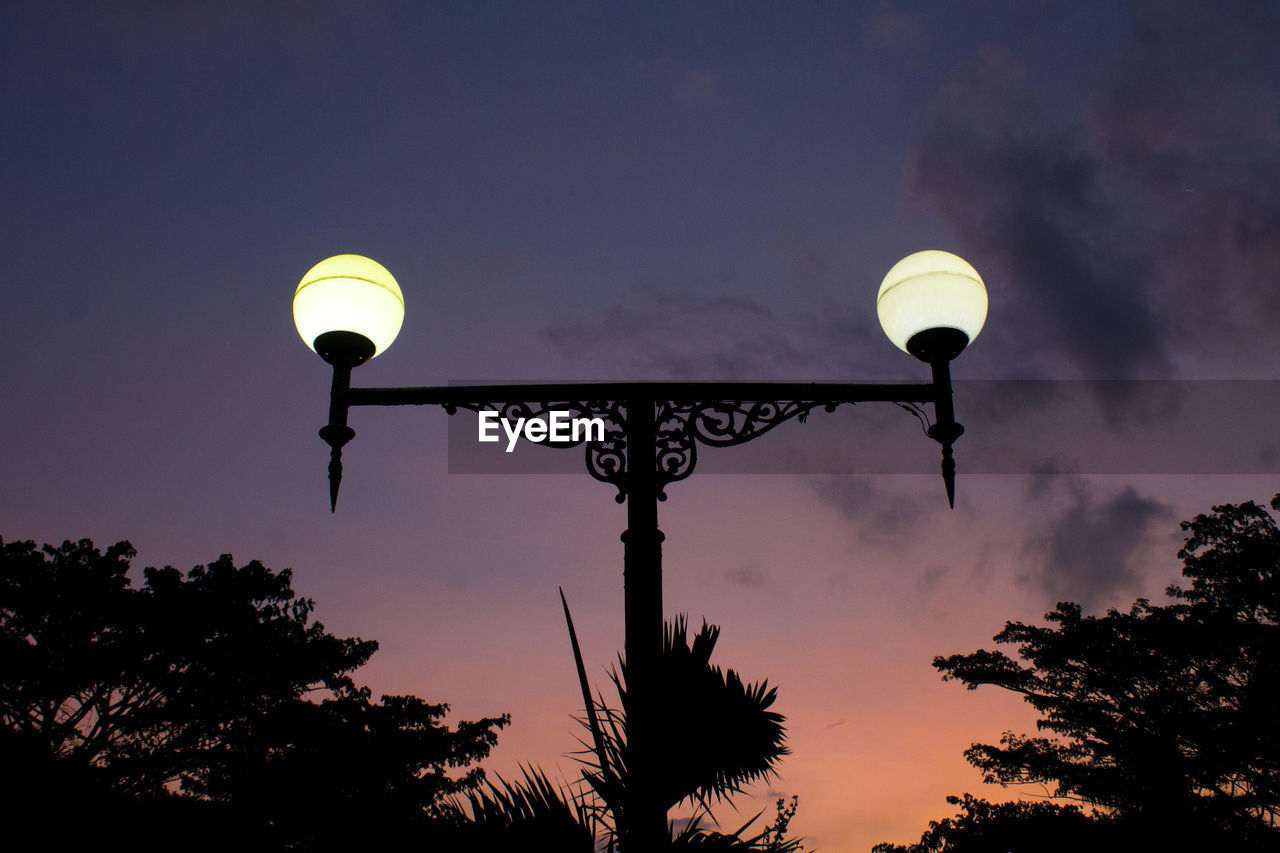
[650,398,842,498]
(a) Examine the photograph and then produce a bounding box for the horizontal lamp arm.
[320,377,965,508]
[342,380,941,408]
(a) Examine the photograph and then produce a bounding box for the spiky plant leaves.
[563,588,623,821]
[560,597,795,849]
[673,796,806,851]
[642,616,787,810]
[438,766,598,853]
[599,616,788,812]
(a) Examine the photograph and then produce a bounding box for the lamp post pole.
[294,252,987,852]
[623,392,665,850]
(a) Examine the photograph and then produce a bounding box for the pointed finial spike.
[319,424,356,513]
[940,442,957,509]
[329,454,341,512]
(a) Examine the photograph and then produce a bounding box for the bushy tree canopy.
[0,537,508,849]
[877,494,1280,852]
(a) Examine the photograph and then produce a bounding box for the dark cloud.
[545,291,855,380]
[908,1,1280,379]
[1088,1,1280,365]
[917,564,950,597]
[726,564,768,589]
[808,478,928,548]
[908,44,1168,379]
[1020,482,1171,608]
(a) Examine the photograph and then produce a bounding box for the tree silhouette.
[876,495,1280,852]
[0,537,508,849]
[871,794,1101,853]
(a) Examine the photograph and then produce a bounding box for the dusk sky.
[4,2,1280,850]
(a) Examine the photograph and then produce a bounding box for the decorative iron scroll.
[442,396,928,501]
[655,399,839,495]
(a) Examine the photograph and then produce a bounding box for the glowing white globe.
[877,250,987,357]
[294,254,404,358]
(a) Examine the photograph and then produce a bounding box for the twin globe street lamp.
[292,250,987,851]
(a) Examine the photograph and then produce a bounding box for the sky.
[3,1,1280,850]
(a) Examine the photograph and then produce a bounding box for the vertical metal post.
[926,356,962,509]
[319,362,356,512]
[620,395,666,851]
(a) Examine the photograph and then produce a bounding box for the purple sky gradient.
[4,2,1280,850]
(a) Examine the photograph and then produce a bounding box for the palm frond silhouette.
[440,592,798,851]
[440,765,599,852]
[564,590,791,847]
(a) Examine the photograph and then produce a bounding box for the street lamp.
[293,250,986,851]
[294,253,405,364]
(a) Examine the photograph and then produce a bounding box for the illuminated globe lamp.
[293,253,404,367]
[293,253,405,510]
[877,249,987,365]
[877,249,987,506]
